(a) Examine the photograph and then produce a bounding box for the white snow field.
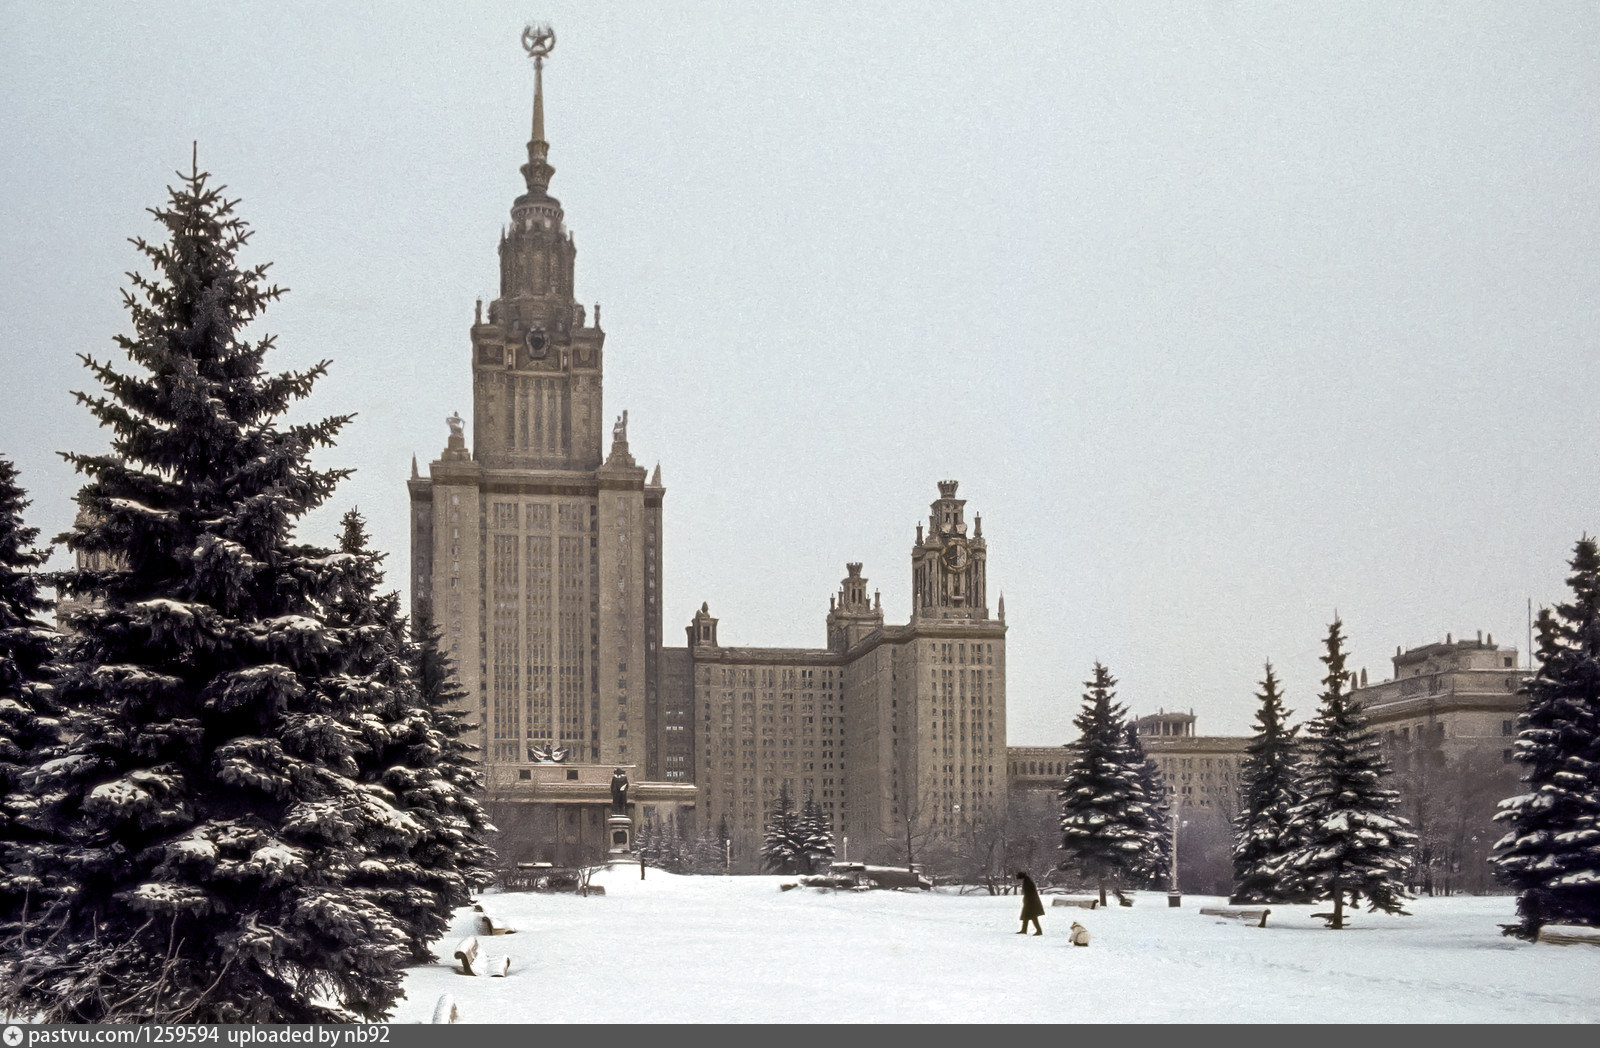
[392,866,1600,1024]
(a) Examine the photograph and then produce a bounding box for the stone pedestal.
[607,813,633,855]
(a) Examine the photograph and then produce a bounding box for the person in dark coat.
[1015,871,1044,935]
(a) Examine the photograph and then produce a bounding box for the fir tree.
[760,786,805,875]
[797,794,835,874]
[1124,724,1172,890]
[663,815,690,873]
[1058,662,1149,905]
[1287,619,1416,929]
[688,829,725,875]
[1231,662,1307,904]
[0,458,61,929]
[409,601,495,895]
[331,510,494,963]
[0,160,413,1022]
[1493,537,1600,937]
[634,813,662,868]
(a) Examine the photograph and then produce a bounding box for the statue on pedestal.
[610,769,630,813]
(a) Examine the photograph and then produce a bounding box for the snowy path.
[391,867,1600,1023]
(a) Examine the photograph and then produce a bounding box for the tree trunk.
[1331,889,1345,929]
[1098,879,1108,907]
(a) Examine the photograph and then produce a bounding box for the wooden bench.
[1537,924,1600,947]
[1199,907,1270,927]
[1051,897,1099,909]
[454,935,481,975]
[453,935,512,976]
[475,912,517,936]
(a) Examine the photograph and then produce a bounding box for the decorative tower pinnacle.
[828,562,883,651]
[911,479,989,621]
[520,24,557,198]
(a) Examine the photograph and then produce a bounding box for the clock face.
[524,326,549,361]
[940,539,969,572]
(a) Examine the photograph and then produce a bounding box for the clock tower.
[911,480,989,621]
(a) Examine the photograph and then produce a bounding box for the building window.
[1502,749,1514,764]
[518,769,531,781]
[1502,719,1514,736]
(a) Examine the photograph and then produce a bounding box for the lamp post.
[1167,807,1183,907]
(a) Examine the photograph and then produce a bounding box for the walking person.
[1015,871,1044,935]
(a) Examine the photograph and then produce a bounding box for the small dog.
[1069,921,1091,947]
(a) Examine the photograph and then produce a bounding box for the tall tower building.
[407,33,1008,869]
[409,33,685,863]
[839,480,1006,859]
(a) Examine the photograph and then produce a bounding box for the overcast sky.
[4,2,1598,743]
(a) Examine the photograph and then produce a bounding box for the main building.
[408,40,1007,870]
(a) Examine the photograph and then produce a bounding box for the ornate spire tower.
[410,28,666,788]
[911,480,989,621]
[470,24,607,470]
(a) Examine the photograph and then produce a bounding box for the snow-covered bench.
[475,912,517,936]
[1051,897,1099,909]
[453,935,511,977]
[1199,907,1270,927]
[1536,924,1600,947]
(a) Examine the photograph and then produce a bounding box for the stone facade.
[408,51,1004,870]
[1351,633,1525,893]
[1008,712,1246,816]
[677,488,1009,870]
[1133,711,1247,816]
[407,56,690,865]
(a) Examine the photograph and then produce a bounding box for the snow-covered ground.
[393,865,1600,1023]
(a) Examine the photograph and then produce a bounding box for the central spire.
[520,24,556,198]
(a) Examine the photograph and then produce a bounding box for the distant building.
[1009,713,1246,816]
[1351,632,1524,893]
[680,488,1008,869]
[1006,746,1070,792]
[1134,711,1247,816]
[1008,714,1246,894]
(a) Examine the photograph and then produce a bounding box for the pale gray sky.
[4,2,1597,743]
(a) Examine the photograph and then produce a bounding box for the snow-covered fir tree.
[1058,662,1150,905]
[663,816,691,873]
[760,786,806,875]
[331,510,494,962]
[1493,537,1600,937]
[636,813,687,872]
[1124,724,1172,890]
[409,602,495,899]
[0,162,416,1023]
[798,795,835,874]
[685,828,726,875]
[1231,662,1308,904]
[634,813,663,868]
[1285,620,1416,929]
[0,458,61,931]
